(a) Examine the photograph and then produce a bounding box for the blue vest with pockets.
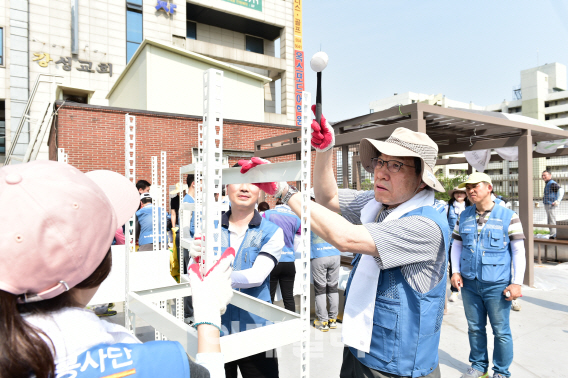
[344,205,449,377]
[310,232,340,259]
[183,194,195,238]
[543,179,560,205]
[458,203,514,284]
[55,341,189,378]
[263,206,301,262]
[220,213,281,335]
[136,206,166,245]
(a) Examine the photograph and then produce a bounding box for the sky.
[296,0,568,123]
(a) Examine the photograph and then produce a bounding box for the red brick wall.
[52,104,302,209]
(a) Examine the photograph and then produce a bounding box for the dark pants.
[340,347,441,378]
[183,246,193,318]
[224,350,279,378]
[269,262,296,312]
[448,241,458,293]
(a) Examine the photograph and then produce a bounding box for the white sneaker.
[449,292,459,302]
[511,299,521,311]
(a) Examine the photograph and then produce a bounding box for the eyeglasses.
[370,157,415,173]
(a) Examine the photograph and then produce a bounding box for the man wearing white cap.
[450,172,525,378]
[242,112,450,378]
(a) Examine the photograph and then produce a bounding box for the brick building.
[48,101,303,209]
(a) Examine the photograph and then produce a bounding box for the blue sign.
[156,1,177,14]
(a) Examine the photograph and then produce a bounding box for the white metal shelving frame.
[57,148,68,163]
[126,69,312,376]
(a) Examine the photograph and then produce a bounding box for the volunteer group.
[0,110,530,378]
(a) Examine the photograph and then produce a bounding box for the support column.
[342,145,349,188]
[518,133,534,287]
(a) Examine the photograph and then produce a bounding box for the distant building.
[1,0,298,163]
[369,63,568,196]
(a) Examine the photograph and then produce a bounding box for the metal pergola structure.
[254,103,568,287]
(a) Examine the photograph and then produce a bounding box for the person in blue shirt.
[263,198,302,313]
[309,196,341,332]
[446,186,471,302]
[542,169,565,239]
[182,174,197,324]
[135,193,166,251]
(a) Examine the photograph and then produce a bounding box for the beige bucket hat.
[170,182,188,195]
[359,127,445,192]
[449,186,467,198]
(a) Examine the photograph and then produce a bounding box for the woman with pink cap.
[0,161,234,378]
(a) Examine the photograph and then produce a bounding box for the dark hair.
[448,193,471,209]
[258,202,270,212]
[186,174,195,187]
[275,198,283,206]
[0,250,112,378]
[136,180,151,191]
[413,157,422,176]
[141,197,153,205]
[543,169,551,175]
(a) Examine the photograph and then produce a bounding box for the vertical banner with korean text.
[294,0,304,127]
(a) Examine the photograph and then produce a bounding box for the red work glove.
[237,157,288,197]
[311,105,335,152]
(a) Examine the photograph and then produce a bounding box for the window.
[245,35,264,54]
[187,21,196,40]
[0,28,3,65]
[126,1,143,63]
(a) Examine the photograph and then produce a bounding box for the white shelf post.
[300,91,312,378]
[196,69,224,273]
[124,114,136,333]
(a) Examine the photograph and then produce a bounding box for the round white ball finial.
[310,52,329,72]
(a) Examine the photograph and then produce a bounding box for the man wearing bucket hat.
[450,172,525,378]
[241,112,450,377]
[0,160,234,378]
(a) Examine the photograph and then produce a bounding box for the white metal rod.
[179,161,302,184]
[129,292,199,357]
[220,319,303,363]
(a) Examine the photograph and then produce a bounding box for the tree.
[435,172,468,202]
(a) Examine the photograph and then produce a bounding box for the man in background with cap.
[450,172,526,378]
[245,114,450,377]
[136,192,166,251]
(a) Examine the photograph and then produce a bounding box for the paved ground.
[105,263,568,377]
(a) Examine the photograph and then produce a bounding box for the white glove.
[188,248,236,331]
[189,234,204,261]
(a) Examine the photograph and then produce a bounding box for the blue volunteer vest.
[458,203,514,284]
[543,180,560,205]
[345,205,449,377]
[56,341,189,377]
[136,205,166,245]
[183,194,195,238]
[263,205,301,262]
[494,197,504,206]
[220,211,281,335]
[310,231,340,259]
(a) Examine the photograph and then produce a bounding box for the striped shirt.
[338,189,446,294]
[451,205,525,241]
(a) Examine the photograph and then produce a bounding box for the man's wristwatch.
[282,185,299,206]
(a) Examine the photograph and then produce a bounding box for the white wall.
[110,43,266,123]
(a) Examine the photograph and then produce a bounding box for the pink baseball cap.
[0,160,139,303]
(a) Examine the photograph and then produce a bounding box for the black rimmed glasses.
[371,157,415,173]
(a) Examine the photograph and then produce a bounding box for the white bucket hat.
[359,127,445,193]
